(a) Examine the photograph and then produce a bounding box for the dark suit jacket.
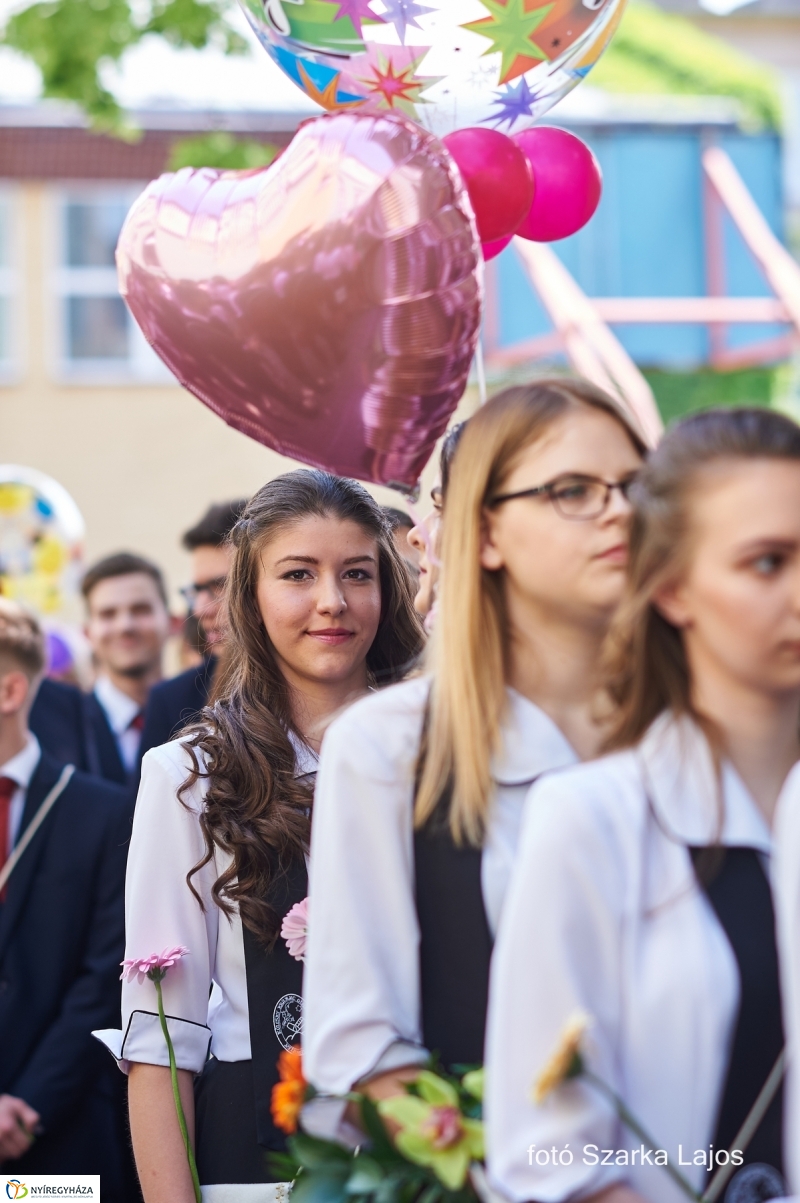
[0,751,131,1185]
[138,658,215,762]
[29,679,127,786]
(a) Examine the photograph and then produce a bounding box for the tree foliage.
[591,1,781,130]
[168,131,279,169]
[1,0,246,132]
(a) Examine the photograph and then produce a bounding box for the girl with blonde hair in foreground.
[302,377,646,1132]
[486,407,800,1203]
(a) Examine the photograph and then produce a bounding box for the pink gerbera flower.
[281,898,309,961]
[121,945,190,984]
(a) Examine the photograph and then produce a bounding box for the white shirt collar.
[491,688,579,785]
[288,729,319,779]
[94,675,142,737]
[638,711,775,853]
[0,732,41,791]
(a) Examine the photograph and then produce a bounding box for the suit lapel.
[85,693,127,785]
[0,752,65,960]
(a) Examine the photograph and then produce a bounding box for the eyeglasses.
[489,473,638,521]
[180,576,228,607]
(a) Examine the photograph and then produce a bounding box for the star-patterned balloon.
[484,77,538,128]
[379,0,434,44]
[239,0,627,136]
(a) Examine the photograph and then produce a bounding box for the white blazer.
[485,713,783,1203]
[773,768,800,1193]
[95,736,317,1073]
[303,675,577,1128]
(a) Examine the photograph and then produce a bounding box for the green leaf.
[168,132,279,171]
[345,1157,385,1194]
[359,1096,397,1159]
[415,1073,458,1108]
[289,1133,354,1169]
[268,1151,302,1180]
[145,0,246,53]
[290,1168,351,1203]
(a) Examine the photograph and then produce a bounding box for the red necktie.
[129,712,145,734]
[0,776,17,873]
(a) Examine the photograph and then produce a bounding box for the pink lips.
[596,544,628,564]
[307,629,354,645]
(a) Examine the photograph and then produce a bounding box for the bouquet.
[271,1053,485,1203]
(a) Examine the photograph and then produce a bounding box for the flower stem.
[154,977,202,1203]
[583,1071,701,1203]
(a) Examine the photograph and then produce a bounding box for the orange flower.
[271,1045,307,1135]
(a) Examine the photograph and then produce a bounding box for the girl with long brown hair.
[486,408,800,1203]
[302,377,646,1128]
[99,471,424,1203]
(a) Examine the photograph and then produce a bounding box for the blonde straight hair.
[414,377,647,845]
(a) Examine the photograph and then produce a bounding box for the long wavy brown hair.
[603,407,800,750]
[180,470,425,946]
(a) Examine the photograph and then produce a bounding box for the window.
[53,188,172,382]
[0,190,19,381]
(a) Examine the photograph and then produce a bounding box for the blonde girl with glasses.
[486,408,800,1203]
[302,378,646,1132]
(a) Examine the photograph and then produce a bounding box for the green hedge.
[591,1,781,130]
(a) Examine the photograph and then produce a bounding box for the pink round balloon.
[513,127,602,243]
[482,234,513,261]
[443,128,533,245]
[116,112,482,493]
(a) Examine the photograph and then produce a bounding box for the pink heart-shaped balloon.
[117,112,482,492]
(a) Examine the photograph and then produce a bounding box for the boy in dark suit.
[31,553,170,786]
[0,599,132,1196]
[138,499,247,760]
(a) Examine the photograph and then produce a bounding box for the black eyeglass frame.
[180,575,229,605]
[489,473,638,521]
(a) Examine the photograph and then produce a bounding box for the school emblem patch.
[273,992,303,1051]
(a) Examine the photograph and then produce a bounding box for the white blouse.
[95,736,317,1074]
[485,713,781,1203]
[773,766,800,1194]
[302,675,578,1111]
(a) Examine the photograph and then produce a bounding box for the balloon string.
[475,336,487,406]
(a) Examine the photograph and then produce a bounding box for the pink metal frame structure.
[484,148,800,447]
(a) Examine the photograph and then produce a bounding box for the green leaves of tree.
[590,1,781,130]
[1,0,246,133]
[168,131,279,170]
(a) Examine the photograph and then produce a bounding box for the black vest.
[242,854,308,1150]
[690,846,784,1178]
[414,804,492,1071]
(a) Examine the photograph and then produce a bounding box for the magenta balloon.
[442,128,533,245]
[482,234,513,261]
[513,127,602,243]
[116,112,482,493]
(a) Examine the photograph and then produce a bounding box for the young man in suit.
[31,554,170,785]
[0,599,132,1194]
[138,499,246,760]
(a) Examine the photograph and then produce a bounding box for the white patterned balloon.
[240,0,626,137]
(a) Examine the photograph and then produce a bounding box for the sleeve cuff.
[301,1096,362,1148]
[93,1011,211,1075]
[356,1039,429,1085]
